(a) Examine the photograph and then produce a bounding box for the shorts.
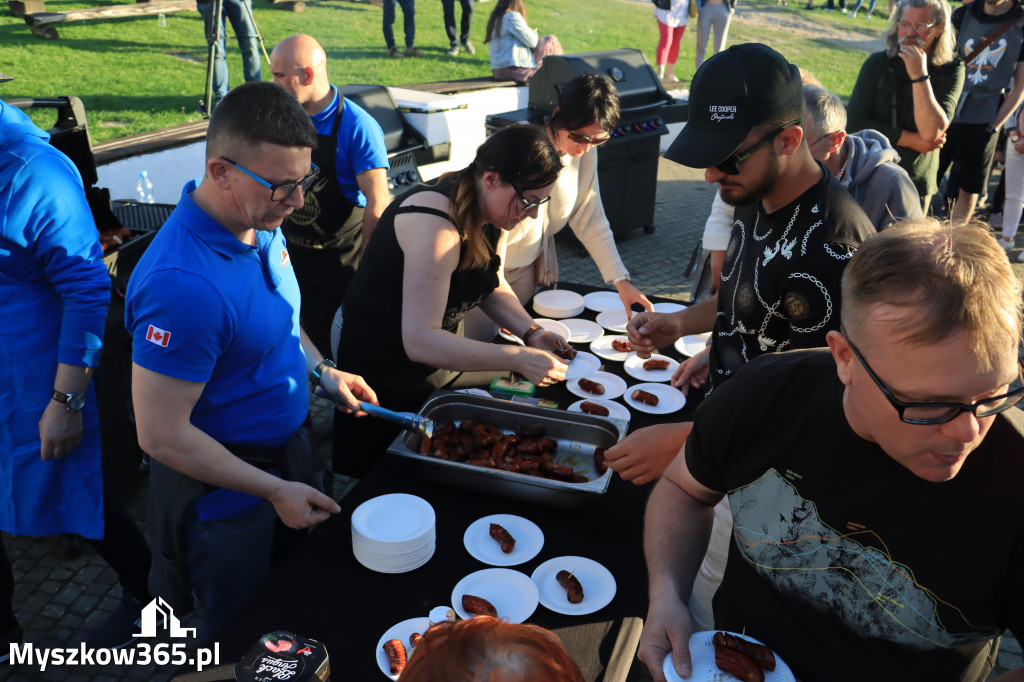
[941,122,1001,195]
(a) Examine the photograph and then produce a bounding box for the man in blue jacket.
[0,89,153,653]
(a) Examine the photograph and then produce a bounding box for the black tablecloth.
[174,284,697,682]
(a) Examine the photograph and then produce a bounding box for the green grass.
[0,0,886,142]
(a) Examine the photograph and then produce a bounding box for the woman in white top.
[464,74,653,340]
[655,0,691,82]
[484,0,562,84]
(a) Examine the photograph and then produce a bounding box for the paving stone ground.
[3,158,1021,681]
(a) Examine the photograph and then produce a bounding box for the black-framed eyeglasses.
[842,330,1024,425]
[221,157,320,201]
[897,20,936,33]
[715,120,800,175]
[509,182,552,211]
[566,129,612,146]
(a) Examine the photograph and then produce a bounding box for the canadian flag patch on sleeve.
[146,325,171,347]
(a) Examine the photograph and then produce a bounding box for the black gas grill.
[486,49,686,237]
[340,84,447,197]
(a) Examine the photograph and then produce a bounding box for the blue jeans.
[198,0,262,104]
[185,498,276,641]
[441,0,472,47]
[849,0,877,13]
[383,0,416,50]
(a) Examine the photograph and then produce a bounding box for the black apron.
[282,99,366,355]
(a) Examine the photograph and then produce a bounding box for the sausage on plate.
[611,339,631,352]
[642,358,670,371]
[578,378,605,395]
[462,594,498,618]
[631,389,659,406]
[489,523,516,553]
[556,570,584,604]
[383,638,407,674]
[580,401,609,417]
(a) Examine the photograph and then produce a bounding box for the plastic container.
[136,170,154,204]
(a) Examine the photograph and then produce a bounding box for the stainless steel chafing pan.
[387,391,623,508]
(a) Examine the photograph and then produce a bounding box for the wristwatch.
[52,390,86,412]
[310,358,336,385]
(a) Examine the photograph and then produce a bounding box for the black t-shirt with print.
[687,349,1024,682]
[708,164,875,391]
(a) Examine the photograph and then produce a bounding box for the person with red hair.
[400,617,585,682]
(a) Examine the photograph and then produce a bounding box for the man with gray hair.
[847,0,964,208]
[805,83,922,229]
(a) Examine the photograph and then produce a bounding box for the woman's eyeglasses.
[510,182,552,211]
[566,130,612,146]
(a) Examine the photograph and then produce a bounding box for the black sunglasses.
[221,157,320,202]
[715,120,800,175]
[566,130,612,146]
[843,330,1024,425]
[509,182,552,211]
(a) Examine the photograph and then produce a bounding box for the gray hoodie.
[842,129,923,231]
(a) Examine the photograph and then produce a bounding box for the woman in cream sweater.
[464,73,653,340]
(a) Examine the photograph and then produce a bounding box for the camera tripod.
[202,0,271,115]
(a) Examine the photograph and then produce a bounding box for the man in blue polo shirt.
[270,34,391,355]
[125,81,377,639]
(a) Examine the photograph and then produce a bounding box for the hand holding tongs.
[314,387,434,439]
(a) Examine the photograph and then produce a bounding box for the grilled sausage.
[578,378,605,395]
[631,389,659,406]
[489,523,516,553]
[642,358,670,371]
[713,632,776,672]
[714,645,764,682]
[555,346,578,361]
[556,570,584,604]
[409,632,422,649]
[462,594,498,617]
[611,339,631,352]
[594,446,608,473]
[383,638,407,674]
[580,401,609,416]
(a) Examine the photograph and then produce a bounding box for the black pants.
[442,0,473,46]
[0,486,152,631]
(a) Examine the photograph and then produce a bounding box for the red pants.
[656,20,687,64]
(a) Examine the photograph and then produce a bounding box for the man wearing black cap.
[628,43,874,392]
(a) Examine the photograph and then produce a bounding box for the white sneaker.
[999,236,1015,252]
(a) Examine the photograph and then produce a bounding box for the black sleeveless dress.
[334,176,501,475]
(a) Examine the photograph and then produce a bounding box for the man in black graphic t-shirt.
[639,219,1024,682]
[606,44,874,485]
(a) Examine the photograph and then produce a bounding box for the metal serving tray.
[387,391,623,509]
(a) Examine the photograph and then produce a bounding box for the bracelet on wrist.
[521,324,542,345]
[909,74,930,83]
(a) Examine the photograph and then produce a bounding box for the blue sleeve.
[5,153,109,367]
[504,12,539,49]
[336,101,390,205]
[126,268,232,384]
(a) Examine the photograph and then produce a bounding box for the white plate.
[653,301,686,313]
[463,514,544,567]
[535,318,571,341]
[451,568,539,624]
[375,616,430,680]
[533,290,585,318]
[674,333,712,358]
[561,318,604,344]
[567,399,631,422]
[623,382,686,415]
[583,291,623,313]
[567,370,627,401]
[623,353,679,382]
[590,335,635,362]
[351,494,435,543]
[531,556,617,616]
[596,310,631,333]
[662,631,795,682]
[564,351,601,381]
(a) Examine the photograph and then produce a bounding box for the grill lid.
[527,49,673,112]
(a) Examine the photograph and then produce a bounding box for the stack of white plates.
[351,493,436,573]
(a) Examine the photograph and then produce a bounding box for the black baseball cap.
[665,43,802,169]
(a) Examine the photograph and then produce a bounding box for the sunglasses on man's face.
[714,121,799,175]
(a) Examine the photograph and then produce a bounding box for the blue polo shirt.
[313,86,389,207]
[125,180,308,448]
